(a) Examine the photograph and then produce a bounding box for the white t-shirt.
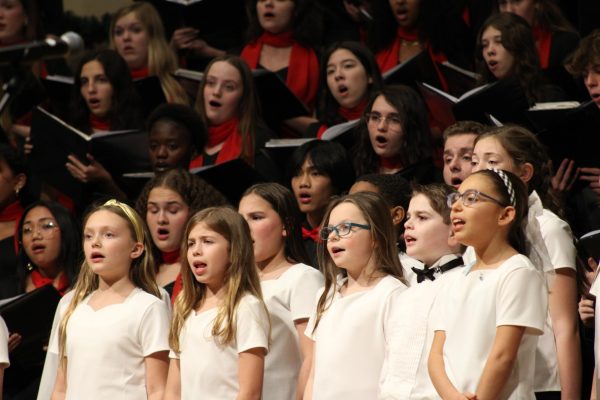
[589,275,600,400]
[172,294,270,400]
[527,191,576,392]
[0,316,9,368]
[306,275,406,399]
[379,255,463,399]
[61,288,170,400]
[432,254,547,399]
[261,263,323,400]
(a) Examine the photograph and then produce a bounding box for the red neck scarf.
[0,201,23,222]
[189,118,247,168]
[171,273,183,304]
[241,31,319,110]
[376,27,419,73]
[380,156,403,171]
[338,96,369,121]
[532,25,552,69]
[130,66,150,80]
[90,114,111,131]
[302,226,320,242]
[161,250,180,265]
[31,270,70,296]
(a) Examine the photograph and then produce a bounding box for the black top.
[0,235,19,300]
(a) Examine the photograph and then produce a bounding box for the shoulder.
[131,289,167,310]
[287,263,323,281]
[378,275,408,296]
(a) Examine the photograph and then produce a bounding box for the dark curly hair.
[147,103,207,155]
[352,85,431,177]
[565,29,600,78]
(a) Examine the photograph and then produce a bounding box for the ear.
[497,206,516,227]
[130,242,145,259]
[518,162,534,184]
[14,173,26,193]
[390,206,405,226]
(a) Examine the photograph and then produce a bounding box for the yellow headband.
[103,199,145,243]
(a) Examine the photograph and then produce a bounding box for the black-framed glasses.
[447,189,507,207]
[364,112,402,129]
[319,221,371,241]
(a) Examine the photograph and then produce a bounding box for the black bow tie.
[411,257,464,283]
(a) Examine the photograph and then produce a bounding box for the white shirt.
[62,288,170,400]
[172,294,270,400]
[261,263,324,400]
[589,275,600,400]
[527,191,576,392]
[432,254,547,399]
[379,255,463,399]
[306,275,407,399]
[0,316,9,368]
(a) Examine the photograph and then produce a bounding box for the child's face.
[367,95,404,159]
[326,48,371,109]
[149,120,192,172]
[238,193,286,264]
[481,26,515,80]
[83,210,140,280]
[325,202,374,275]
[112,12,150,70]
[21,206,62,272]
[471,137,518,175]
[80,60,114,120]
[404,194,453,266]
[443,133,477,189]
[146,187,190,254]
[203,61,243,126]
[291,157,334,220]
[186,222,230,292]
[450,174,505,247]
[584,64,600,108]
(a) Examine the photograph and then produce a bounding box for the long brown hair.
[169,207,269,351]
[312,192,405,332]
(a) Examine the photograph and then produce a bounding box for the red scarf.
[376,27,419,73]
[190,118,247,168]
[532,25,552,69]
[380,156,404,171]
[0,201,23,222]
[302,226,320,242]
[90,114,111,131]
[338,96,369,121]
[171,273,183,304]
[161,250,180,264]
[130,66,150,80]
[31,270,70,296]
[241,31,319,110]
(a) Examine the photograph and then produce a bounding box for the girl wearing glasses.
[238,183,323,400]
[304,191,406,399]
[471,126,580,399]
[352,86,434,182]
[429,169,547,399]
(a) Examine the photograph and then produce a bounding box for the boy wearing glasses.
[379,183,463,400]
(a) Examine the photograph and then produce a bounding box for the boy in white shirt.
[379,183,463,399]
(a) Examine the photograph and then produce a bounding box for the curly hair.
[352,85,431,176]
[565,29,600,77]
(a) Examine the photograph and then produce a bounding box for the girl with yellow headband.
[50,199,171,400]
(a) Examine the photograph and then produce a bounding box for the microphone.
[0,32,84,65]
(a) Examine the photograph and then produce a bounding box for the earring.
[26,262,33,271]
[15,186,20,195]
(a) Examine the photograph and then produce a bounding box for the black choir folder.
[417,76,530,125]
[382,50,442,90]
[0,285,61,369]
[527,100,600,167]
[252,69,309,126]
[29,107,151,200]
[191,158,265,204]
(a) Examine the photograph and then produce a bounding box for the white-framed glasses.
[364,112,402,129]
